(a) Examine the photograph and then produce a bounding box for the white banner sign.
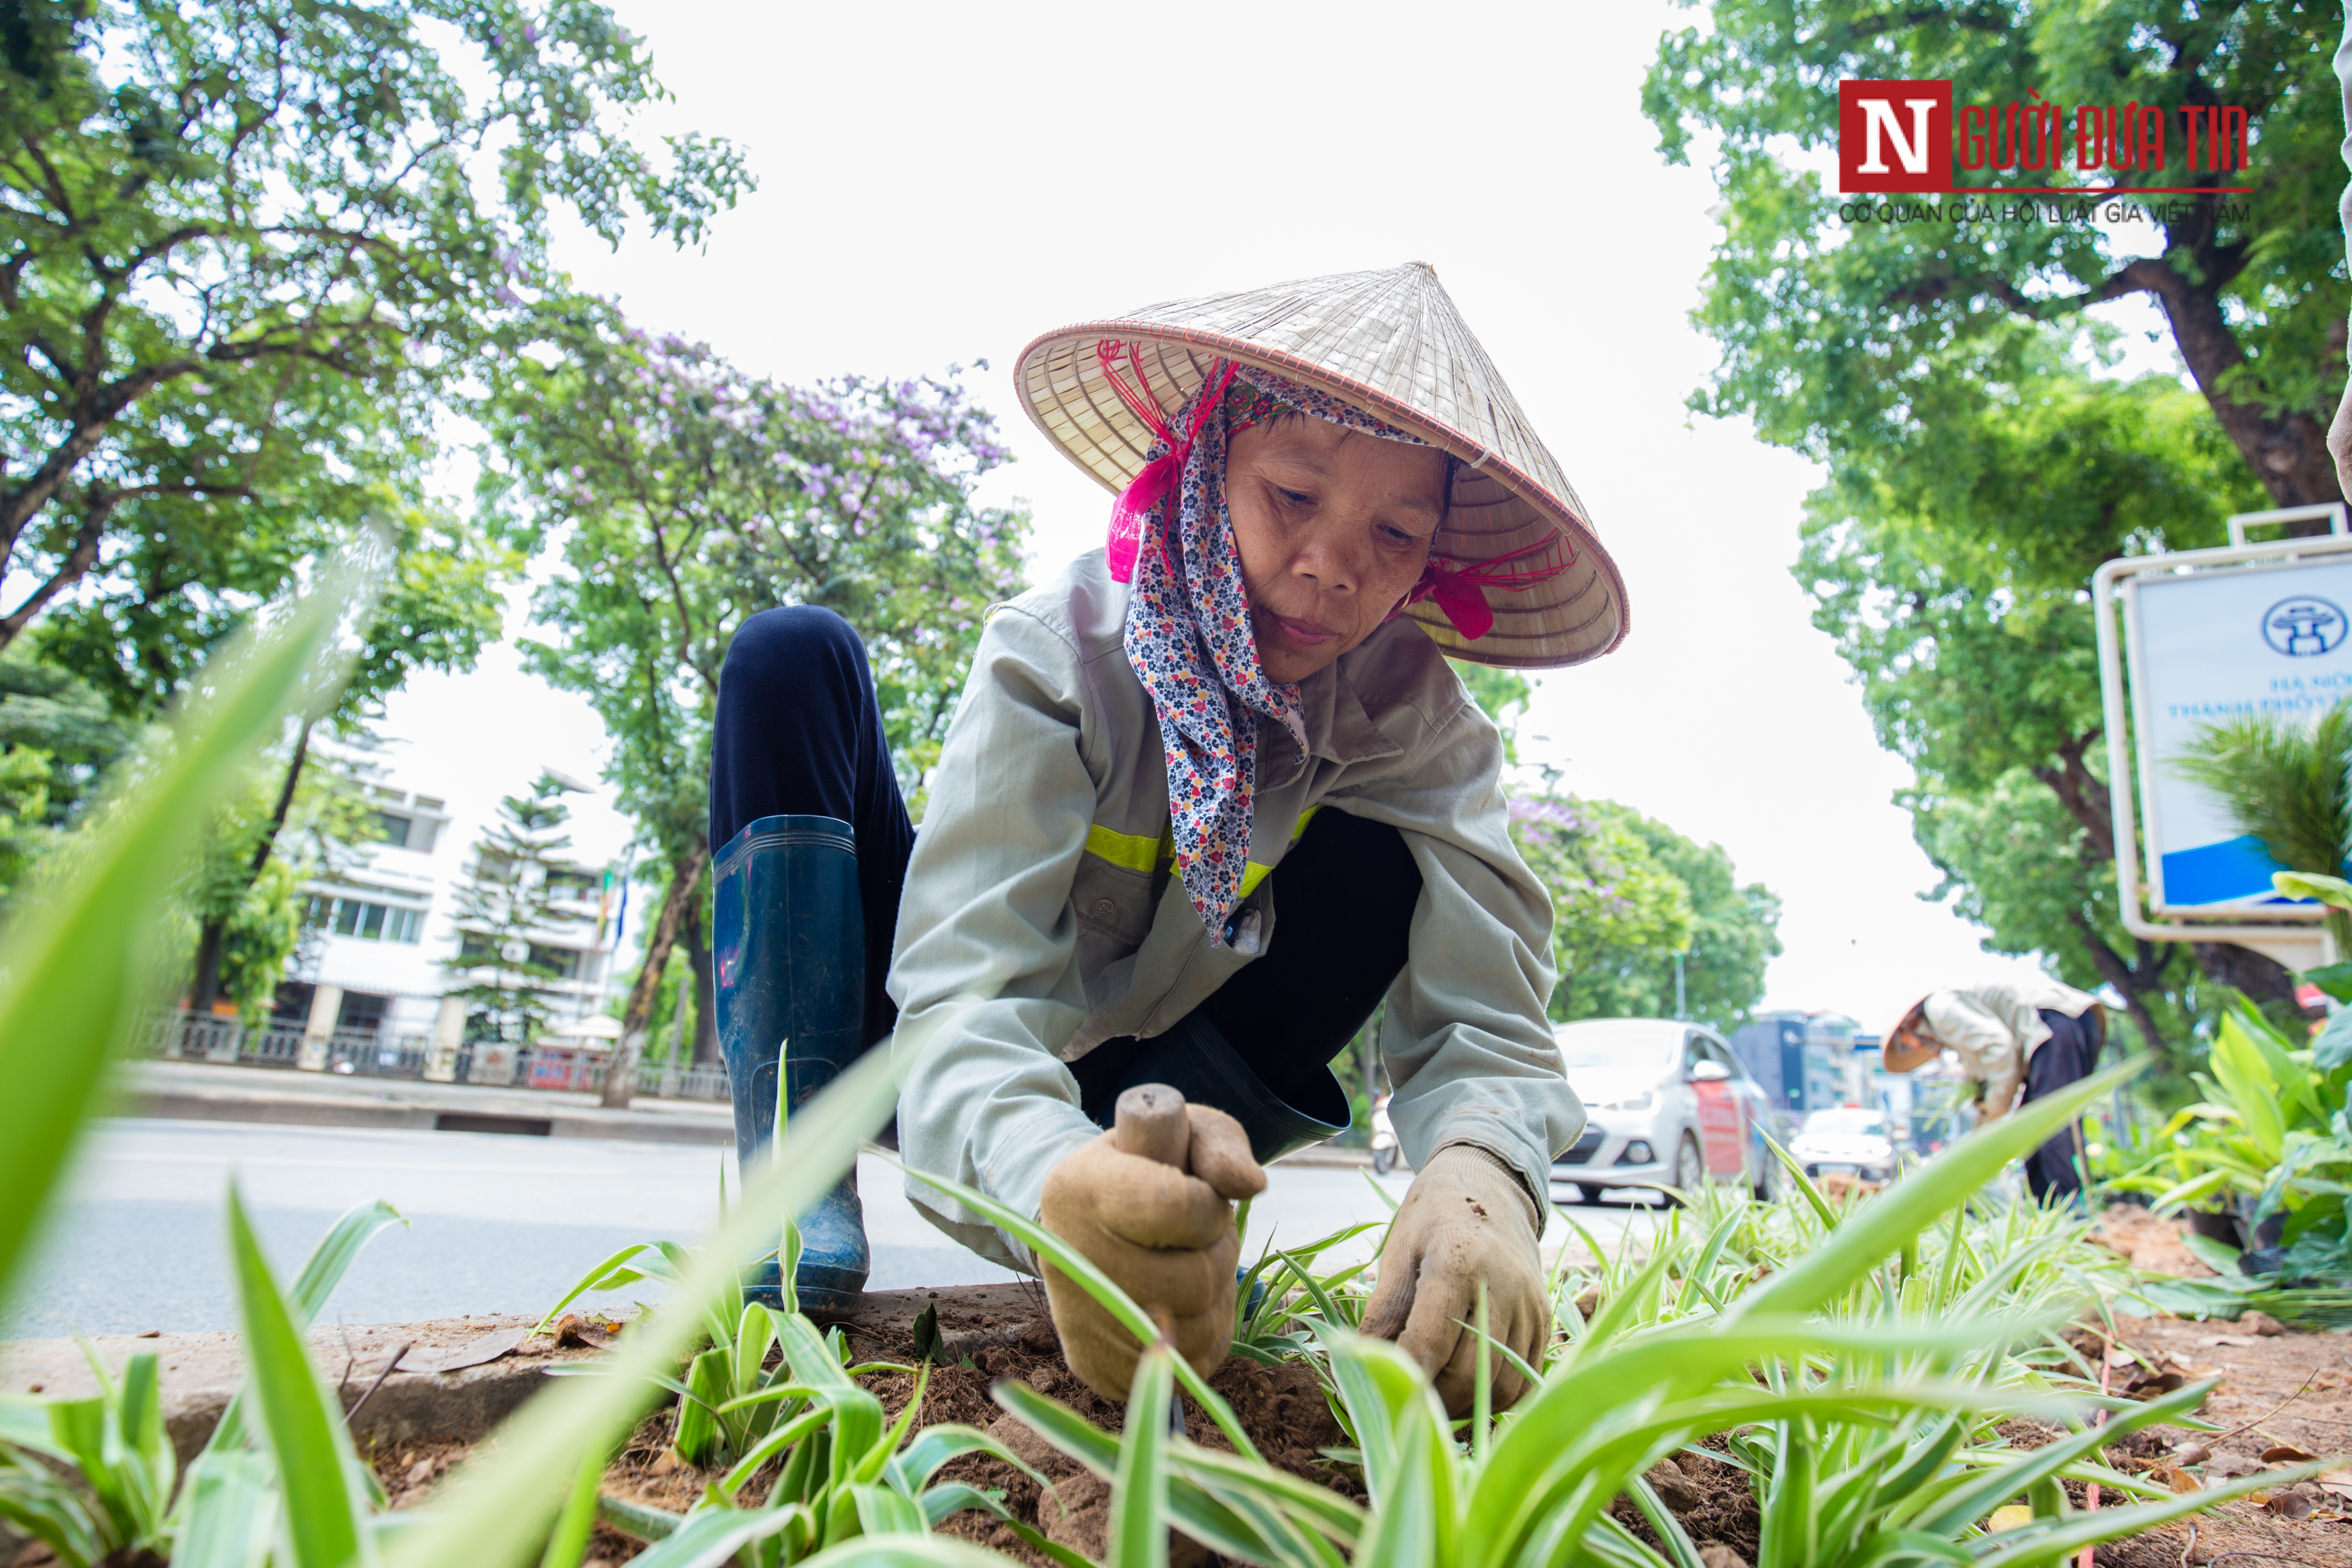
[2128,554,2352,910]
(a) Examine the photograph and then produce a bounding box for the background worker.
[709,263,1630,1413]
[1882,979,2107,1201]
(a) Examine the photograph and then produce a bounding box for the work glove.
[1037,1104,1266,1400]
[1361,1144,1547,1417]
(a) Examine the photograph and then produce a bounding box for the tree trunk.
[2188,940,2304,1016]
[685,895,720,1068]
[603,838,709,1110]
[2067,915,2172,1063]
[188,922,228,1014]
[2126,254,2343,507]
[187,718,314,1014]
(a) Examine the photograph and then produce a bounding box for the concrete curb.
[124,1060,734,1147]
[134,1083,734,1146]
[0,1286,1036,1464]
[0,1316,604,1463]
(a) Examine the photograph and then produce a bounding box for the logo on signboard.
[2262,596,2347,656]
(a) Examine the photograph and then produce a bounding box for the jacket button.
[1089,898,1117,921]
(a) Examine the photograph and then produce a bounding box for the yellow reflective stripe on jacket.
[1083,822,1169,875]
[1083,806,1321,893]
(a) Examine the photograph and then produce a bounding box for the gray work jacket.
[887,550,1582,1270]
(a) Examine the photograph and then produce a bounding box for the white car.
[1788,1107,1896,1182]
[1550,1018,1774,1204]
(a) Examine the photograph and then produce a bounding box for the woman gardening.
[708,262,1627,1414]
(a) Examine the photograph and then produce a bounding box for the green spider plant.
[577,1306,1069,1568]
[896,1061,2330,1568]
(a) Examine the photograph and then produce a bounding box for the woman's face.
[1225,417,1449,684]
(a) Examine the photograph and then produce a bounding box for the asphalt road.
[0,1119,1646,1339]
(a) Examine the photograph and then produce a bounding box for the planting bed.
[341,1281,2352,1568]
[365,1282,1357,1567]
[12,1201,2351,1568]
[2085,1312,2352,1566]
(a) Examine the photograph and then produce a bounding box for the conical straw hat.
[1014,262,1626,670]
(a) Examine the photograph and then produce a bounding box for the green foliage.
[0,0,745,666]
[0,1349,175,1567]
[175,740,384,1013]
[1791,367,2271,1057]
[382,1048,900,1568]
[912,1060,2311,1568]
[443,771,582,1045]
[1508,789,1780,1031]
[1643,0,2346,504]
[2107,987,2352,1290]
[1511,791,1694,1021]
[473,302,1028,1076]
[1649,0,2332,1057]
[0,648,137,896]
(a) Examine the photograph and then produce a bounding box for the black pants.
[2018,1007,2099,1201]
[710,607,1421,1113]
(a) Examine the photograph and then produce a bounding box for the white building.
[273,770,628,1071]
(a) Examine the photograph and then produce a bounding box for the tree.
[170,509,514,1011]
[1508,789,1782,1031]
[443,772,576,1048]
[0,642,137,895]
[1611,800,1785,1034]
[0,0,748,660]
[476,303,1029,1105]
[1645,0,2335,1052]
[1645,0,2346,508]
[1794,367,2278,1057]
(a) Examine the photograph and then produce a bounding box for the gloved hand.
[1038,1104,1266,1400]
[1361,1144,1547,1416]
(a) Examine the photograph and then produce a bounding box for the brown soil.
[2095,1203,2221,1279]
[2079,1314,2352,1567]
[342,1275,2352,1568]
[365,1283,1354,1568]
[1593,1306,2352,1568]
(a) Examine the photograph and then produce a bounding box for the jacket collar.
[1283,658,1406,769]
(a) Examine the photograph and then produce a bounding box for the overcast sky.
[380,0,2075,1031]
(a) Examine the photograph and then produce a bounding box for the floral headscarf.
[1096,346,1435,941]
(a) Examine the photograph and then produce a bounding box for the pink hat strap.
[1096,341,1237,585]
[1399,536,1575,642]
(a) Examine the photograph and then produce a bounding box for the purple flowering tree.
[476,298,1029,1104]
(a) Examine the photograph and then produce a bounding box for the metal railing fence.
[139,1010,729,1101]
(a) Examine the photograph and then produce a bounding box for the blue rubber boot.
[1082,1009,1350,1167]
[712,814,873,1318]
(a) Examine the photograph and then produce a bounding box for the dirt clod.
[1647,1456,1703,1512]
